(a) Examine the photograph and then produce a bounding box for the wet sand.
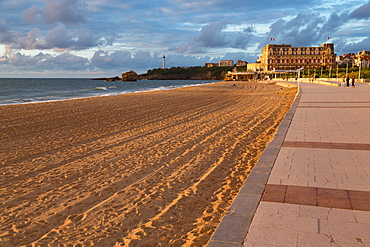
[0,81,296,246]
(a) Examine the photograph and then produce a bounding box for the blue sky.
[0,0,369,78]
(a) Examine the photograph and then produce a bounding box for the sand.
[0,81,296,246]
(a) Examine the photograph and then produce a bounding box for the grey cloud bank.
[0,0,369,77]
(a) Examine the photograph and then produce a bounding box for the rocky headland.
[91,71,138,81]
[92,66,238,81]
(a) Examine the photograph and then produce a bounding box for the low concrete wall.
[275,82,298,88]
[310,80,340,87]
[272,78,340,87]
[259,80,298,88]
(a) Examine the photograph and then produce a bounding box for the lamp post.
[359,58,362,82]
[306,62,309,78]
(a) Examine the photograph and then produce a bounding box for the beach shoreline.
[0,81,296,246]
[0,78,217,106]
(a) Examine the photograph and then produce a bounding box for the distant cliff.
[138,66,235,80]
[91,66,243,81]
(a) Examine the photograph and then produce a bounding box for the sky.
[0,0,369,78]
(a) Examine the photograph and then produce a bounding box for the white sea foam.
[134,83,209,93]
[94,87,108,90]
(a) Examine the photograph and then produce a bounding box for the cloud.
[229,27,257,49]
[45,52,90,70]
[220,52,258,63]
[23,0,88,24]
[91,50,133,69]
[261,11,351,48]
[23,5,43,23]
[0,18,9,32]
[196,20,228,48]
[8,52,39,67]
[320,12,349,34]
[1,1,111,53]
[261,3,370,52]
[164,0,318,22]
[174,20,258,54]
[0,56,8,64]
[350,3,370,19]
[0,48,221,74]
[4,45,12,55]
[0,19,22,46]
[341,37,370,54]
[1,51,89,71]
[35,24,99,50]
[0,23,116,51]
[90,50,173,71]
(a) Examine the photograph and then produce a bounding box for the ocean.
[0,78,217,106]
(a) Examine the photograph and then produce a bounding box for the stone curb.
[207,86,302,247]
[310,80,339,87]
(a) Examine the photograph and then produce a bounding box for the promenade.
[208,81,370,246]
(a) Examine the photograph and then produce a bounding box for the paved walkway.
[208,82,370,247]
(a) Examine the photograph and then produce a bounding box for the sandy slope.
[0,81,296,246]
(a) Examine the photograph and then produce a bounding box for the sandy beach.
[0,81,296,246]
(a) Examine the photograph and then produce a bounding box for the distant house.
[355,51,370,68]
[218,60,234,67]
[359,56,370,68]
[236,60,248,66]
[224,71,255,81]
[205,63,218,67]
[358,50,370,56]
[337,53,356,66]
[247,63,264,72]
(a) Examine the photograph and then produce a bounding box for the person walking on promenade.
[346,77,350,87]
[351,77,355,87]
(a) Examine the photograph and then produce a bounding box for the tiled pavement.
[208,82,370,247]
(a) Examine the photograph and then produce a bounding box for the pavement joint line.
[299,101,370,103]
[298,106,370,109]
[262,184,370,211]
[282,141,370,150]
[207,87,302,246]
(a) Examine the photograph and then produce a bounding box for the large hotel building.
[256,43,336,71]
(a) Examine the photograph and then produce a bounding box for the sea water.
[0,78,217,105]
